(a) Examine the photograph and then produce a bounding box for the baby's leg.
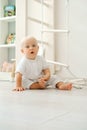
[30,82,46,89]
[56,82,72,90]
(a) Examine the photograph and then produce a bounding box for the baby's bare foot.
[56,82,72,90]
[65,83,72,90]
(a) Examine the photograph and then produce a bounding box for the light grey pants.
[22,75,61,88]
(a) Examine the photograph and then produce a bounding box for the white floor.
[0,81,87,130]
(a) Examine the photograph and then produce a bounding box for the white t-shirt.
[16,55,49,81]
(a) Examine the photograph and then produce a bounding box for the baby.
[14,36,72,91]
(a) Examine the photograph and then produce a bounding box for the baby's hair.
[20,36,38,48]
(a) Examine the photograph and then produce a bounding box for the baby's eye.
[25,45,30,48]
[32,44,36,47]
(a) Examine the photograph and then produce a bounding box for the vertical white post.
[16,0,27,64]
[66,0,69,65]
[41,0,44,56]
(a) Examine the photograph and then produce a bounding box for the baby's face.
[22,38,39,59]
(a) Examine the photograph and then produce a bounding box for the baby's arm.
[13,72,25,91]
[38,68,50,87]
[42,68,51,81]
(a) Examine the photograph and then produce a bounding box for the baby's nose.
[29,46,33,49]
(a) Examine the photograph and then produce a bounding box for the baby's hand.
[13,86,25,91]
[38,77,46,87]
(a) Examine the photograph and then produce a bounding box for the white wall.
[55,0,87,78]
[16,0,87,78]
[16,0,55,64]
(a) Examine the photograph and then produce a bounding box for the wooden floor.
[0,81,87,130]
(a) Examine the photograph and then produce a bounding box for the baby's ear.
[21,49,24,53]
[38,45,39,49]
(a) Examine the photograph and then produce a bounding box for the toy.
[4,5,16,17]
[1,61,15,73]
[6,33,15,44]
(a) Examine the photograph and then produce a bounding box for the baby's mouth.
[30,51,34,54]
